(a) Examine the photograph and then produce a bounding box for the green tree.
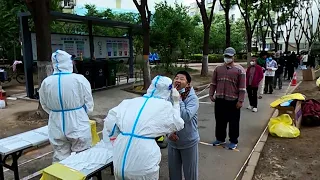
[210,15,226,53]
[0,0,26,60]
[209,15,245,53]
[231,20,246,52]
[151,2,194,70]
[133,0,152,89]
[196,0,217,76]
[236,0,263,64]
[24,0,62,117]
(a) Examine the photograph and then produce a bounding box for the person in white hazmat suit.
[103,75,185,180]
[39,50,94,163]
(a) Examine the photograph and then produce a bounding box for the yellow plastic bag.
[270,93,305,108]
[268,114,300,138]
[316,77,320,88]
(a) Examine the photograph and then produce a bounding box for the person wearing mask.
[246,57,264,112]
[39,50,94,162]
[264,56,278,94]
[209,47,246,150]
[274,51,285,90]
[168,71,200,180]
[257,52,267,99]
[104,76,185,180]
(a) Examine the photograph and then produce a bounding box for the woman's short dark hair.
[175,71,191,83]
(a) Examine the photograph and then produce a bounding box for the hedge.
[188,53,247,63]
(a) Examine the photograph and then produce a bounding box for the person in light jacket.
[168,71,200,180]
[246,57,264,112]
[264,56,278,94]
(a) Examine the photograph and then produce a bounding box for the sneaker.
[252,108,258,112]
[212,140,226,146]
[247,106,252,110]
[227,143,238,150]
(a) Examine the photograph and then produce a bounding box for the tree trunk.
[142,21,151,89]
[246,32,253,65]
[274,42,278,51]
[285,39,289,52]
[224,7,231,47]
[201,28,210,76]
[296,41,300,54]
[27,0,52,118]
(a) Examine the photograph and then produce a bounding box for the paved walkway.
[3,78,294,180]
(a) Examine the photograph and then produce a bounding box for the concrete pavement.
[3,79,291,180]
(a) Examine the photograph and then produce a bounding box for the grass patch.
[151,64,197,78]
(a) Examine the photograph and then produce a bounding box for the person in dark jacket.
[286,52,295,80]
[246,57,264,112]
[274,51,285,89]
[71,55,78,74]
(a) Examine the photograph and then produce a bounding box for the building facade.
[188,0,241,21]
[61,0,186,15]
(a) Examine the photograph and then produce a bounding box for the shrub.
[189,54,224,63]
[151,64,197,76]
[189,53,247,63]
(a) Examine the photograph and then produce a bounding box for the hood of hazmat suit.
[103,75,185,180]
[39,50,94,163]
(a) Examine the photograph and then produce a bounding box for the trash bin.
[76,61,94,89]
[93,61,107,89]
[105,60,118,86]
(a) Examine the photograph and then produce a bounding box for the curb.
[237,81,302,180]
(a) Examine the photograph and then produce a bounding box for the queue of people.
[39,50,200,180]
[40,48,308,179]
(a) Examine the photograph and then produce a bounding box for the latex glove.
[172,88,180,104]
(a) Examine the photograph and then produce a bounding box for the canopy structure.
[19,11,141,98]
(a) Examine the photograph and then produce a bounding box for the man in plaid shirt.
[209,47,246,150]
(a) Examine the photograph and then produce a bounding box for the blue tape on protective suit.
[121,75,161,180]
[109,124,117,137]
[51,106,83,112]
[120,132,155,139]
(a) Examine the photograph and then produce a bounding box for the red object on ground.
[0,90,6,100]
[291,72,297,86]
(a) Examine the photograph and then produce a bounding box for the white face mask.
[224,58,233,64]
[250,61,255,66]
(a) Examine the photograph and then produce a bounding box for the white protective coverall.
[104,75,185,180]
[39,50,94,162]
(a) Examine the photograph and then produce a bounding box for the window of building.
[207,0,214,3]
[63,0,75,7]
[231,14,235,21]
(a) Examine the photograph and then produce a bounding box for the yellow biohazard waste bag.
[89,120,100,146]
[40,163,86,180]
[316,77,320,88]
[270,93,306,108]
[268,114,300,138]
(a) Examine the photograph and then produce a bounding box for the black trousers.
[273,73,283,89]
[287,67,294,80]
[264,76,274,94]
[215,98,240,144]
[247,86,258,108]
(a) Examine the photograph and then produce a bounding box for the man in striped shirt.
[209,47,246,150]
